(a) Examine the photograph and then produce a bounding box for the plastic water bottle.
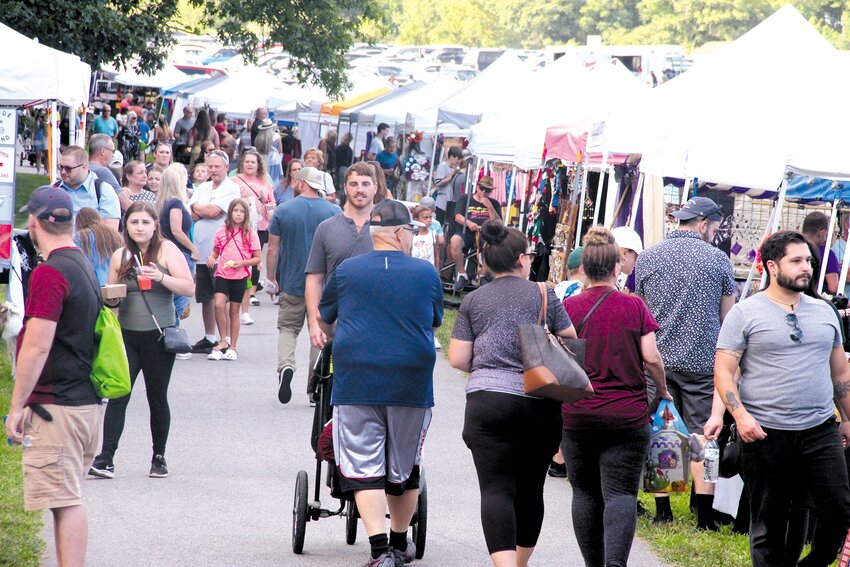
[259,278,277,294]
[703,439,719,483]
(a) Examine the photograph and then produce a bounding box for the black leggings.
[462,390,562,553]
[101,329,176,459]
[251,230,269,287]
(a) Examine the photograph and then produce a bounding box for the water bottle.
[259,278,277,294]
[703,439,719,483]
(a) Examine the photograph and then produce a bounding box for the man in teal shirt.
[92,106,118,139]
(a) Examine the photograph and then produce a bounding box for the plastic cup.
[137,276,152,290]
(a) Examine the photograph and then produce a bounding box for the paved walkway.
[41,296,668,566]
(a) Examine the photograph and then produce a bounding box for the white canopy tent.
[111,65,190,91]
[408,53,531,135]
[631,5,838,192]
[468,58,647,167]
[0,22,91,109]
[193,67,289,118]
[342,78,463,130]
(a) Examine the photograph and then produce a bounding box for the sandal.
[207,341,229,361]
[222,348,238,361]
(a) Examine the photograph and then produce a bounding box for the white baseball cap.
[612,226,643,255]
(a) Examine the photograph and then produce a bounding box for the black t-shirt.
[22,248,101,406]
[336,144,354,168]
[454,195,502,233]
[160,198,192,255]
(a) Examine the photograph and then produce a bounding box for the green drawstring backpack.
[90,305,131,399]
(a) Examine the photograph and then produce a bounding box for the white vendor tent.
[408,53,531,134]
[112,65,190,91]
[633,5,838,192]
[193,67,287,118]
[469,58,647,167]
[342,77,463,130]
[0,22,91,109]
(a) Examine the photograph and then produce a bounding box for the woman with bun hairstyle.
[449,219,576,567]
[561,226,671,567]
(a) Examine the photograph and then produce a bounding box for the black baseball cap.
[670,196,723,221]
[19,186,73,223]
[370,199,425,228]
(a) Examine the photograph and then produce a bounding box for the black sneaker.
[278,366,294,404]
[150,454,168,478]
[191,337,216,354]
[89,455,114,479]
[548,460,568,478]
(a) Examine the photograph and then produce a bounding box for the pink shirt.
[233,174,275,231]
[213,226,260,280]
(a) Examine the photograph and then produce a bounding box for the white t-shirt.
[369,136,384,158]
[189,178,241,259]
[412,230,436,266]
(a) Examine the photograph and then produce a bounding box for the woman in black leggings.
[89,202,195,479]
[449,220,576,567]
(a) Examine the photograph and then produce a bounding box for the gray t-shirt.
[305,213,373,281]
[174,116,195,145]
[89,163,122,196]
[434,162,453,210]
[452,277,572,397]
[716,293,840,430]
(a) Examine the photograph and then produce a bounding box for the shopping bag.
[643,400,691,493]
[838,528,850,567]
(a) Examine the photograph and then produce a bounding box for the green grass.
[15,173,50,228]
[436,303,457,353]
[0,351,45,566]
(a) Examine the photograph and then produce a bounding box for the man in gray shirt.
[711,230,850,567]
[173,105,195,164]
[305,162,377,361]
[87,134,122,196]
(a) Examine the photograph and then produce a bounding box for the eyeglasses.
[785,313,803,343]
[522,252,536,258]
[58,163,84,173]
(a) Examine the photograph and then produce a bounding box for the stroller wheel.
[292,470,309,554]
[412,482,427,559]
[345,499,358,545]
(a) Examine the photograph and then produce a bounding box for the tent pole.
[628,172,645,230]
[519,171,530,233]
[839,205,850,294]
[353,123,360,159]
[818,197,840,295]
[575,162,589,245]
[505,165,517,226]
[681,177,692,204]
[426,122,441,189]
[741,174,789,300]
[49,101,58,184]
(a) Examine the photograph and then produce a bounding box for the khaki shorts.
[22,403,103,511]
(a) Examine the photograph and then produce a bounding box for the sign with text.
[0,107,18,265]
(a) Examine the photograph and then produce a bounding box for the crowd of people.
[6,102,850,567]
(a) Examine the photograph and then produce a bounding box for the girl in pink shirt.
[205,199,261,361]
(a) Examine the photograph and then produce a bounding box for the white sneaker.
[250,296,260,306]
[207,349,223,361]
[434,336,442,350]
[240,313,254,325]
[175,353,192,360]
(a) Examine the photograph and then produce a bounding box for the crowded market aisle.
[38,295,666,566]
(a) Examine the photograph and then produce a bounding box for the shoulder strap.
[536,282,547,326]
[49,249,103,309]
[576,288,616,336]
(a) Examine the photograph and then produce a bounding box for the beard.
[776,271,811,292]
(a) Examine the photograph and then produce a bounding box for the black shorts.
[195,264,215,304]
[214,276,248,303]
[646,369,713,433]
[452,229,478,252]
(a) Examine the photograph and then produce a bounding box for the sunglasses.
[785,313,803,343]
[58,163,84,172]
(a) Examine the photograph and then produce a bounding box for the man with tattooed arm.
[708,230,850,567]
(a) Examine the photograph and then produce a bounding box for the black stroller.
[291,343,428,557]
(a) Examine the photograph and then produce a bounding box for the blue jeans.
[173,252,195,326]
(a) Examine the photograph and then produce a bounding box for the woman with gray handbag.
[90,202,195,480]
[448,220,577,567]
[561,226,671,567]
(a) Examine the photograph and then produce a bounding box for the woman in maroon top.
[562,226,671,567]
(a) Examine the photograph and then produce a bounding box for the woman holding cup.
[89,202,195,480]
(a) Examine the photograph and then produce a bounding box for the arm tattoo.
[835,380,850,400]
[725,390,741,411]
